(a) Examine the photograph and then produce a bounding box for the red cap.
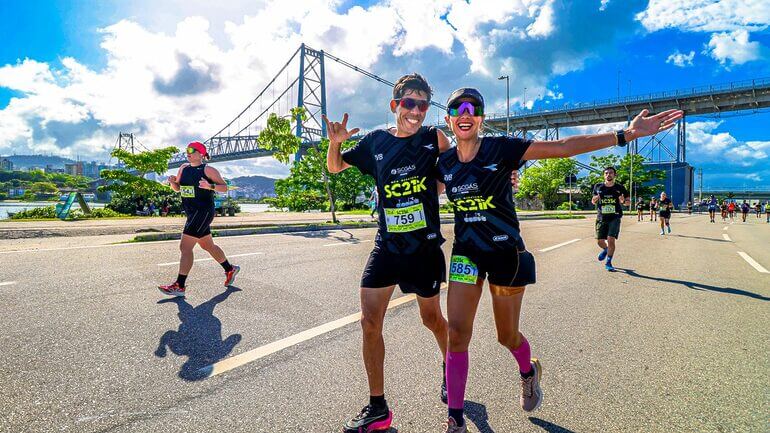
[187,141,208,157]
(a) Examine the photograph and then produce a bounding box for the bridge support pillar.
[676,115,686,162]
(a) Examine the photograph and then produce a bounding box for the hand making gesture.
[323,113,360,144]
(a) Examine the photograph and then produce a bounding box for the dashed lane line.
[723,234,732,242]
[539,238,581,253]
[157,252,264,267]
[737,252,769,274]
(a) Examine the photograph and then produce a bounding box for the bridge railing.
[482,77,770,121]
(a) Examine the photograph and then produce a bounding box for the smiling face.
[446,97,483,142]
[389,89,430,137]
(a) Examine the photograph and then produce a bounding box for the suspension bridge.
[158,43,770,179]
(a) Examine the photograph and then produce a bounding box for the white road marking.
[737,252,769,274]
[199,294,417,378]
[723,234,732,241]
[157,252,264,267]
[323,239,371,247]
[539,238,581,252]
[0,281,17,287]
[723,226,728,230]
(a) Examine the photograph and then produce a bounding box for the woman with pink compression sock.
[436,87,682,432]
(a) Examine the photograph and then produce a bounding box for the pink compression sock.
[445,351,469,409]
[510,336,532,374]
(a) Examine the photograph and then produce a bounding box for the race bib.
[449,255,478,284]
[600,204,616,214]
[180,185,195,198]
[384,203,426,233]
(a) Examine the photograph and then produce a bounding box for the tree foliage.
[515,158,578,210]
[258,107,372,222]
[579,154,665,202]
[98,146,178,197]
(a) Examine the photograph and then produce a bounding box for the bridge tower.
[295,44,328,146]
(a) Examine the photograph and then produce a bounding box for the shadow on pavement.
[529,417,577,433]
[465,401,494,433]
[155,286,242,381]
[615,268,769,301]
[671,234,729,242]
[286,228,365,243]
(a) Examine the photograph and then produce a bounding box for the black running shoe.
[342,404,393,433]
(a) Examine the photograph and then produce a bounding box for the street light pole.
[498,75,510,136]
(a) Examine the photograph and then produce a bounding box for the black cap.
[446,87,485,110]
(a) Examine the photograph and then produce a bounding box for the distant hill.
[229,175,277,198]
[2,154,75,169]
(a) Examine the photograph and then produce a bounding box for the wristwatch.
[615,130,627,147]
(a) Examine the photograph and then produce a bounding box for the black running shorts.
[360,243,446,298]
[183,207,215,238]
[448,242,536,289]
[596,218,621,240]
[659,210,671,219]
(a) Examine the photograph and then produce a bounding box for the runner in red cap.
[158,141,240,296]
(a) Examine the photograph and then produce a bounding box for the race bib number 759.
[384,203,427,233]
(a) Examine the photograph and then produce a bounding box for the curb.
[129,214,584,242]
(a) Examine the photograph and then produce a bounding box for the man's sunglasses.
[394,97,430,112]
[448,101,484,117]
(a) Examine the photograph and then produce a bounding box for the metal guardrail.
[482,77,770,121]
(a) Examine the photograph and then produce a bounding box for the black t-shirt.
[179,164,215,211]
[342,126,443,254]
[636,201,645,211]
[593,183,628,222]
[659,198,672,212]
[435,136,531,253]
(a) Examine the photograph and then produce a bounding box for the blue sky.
[0,0,768,188]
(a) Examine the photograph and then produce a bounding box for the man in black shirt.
[325,73,452,433]
[592,167,629,271]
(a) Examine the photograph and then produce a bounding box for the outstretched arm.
[324,113,360,173]
[523,109,683,160]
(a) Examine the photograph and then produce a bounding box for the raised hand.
[167,175,178,184]
[323,113,360,144]
[629,109,684,139]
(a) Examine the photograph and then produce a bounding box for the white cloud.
[686,121,767,166]
[0,0,641,176]
[666,50,695,67]
[599,0,611,11]
[636,0,770,33]
[704,30,762,66]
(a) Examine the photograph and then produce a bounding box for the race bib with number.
[180,185,195,198]
[384,203,427,233]
[600,204,616,214]
[449,255,479,284]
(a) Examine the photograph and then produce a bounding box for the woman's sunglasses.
[186,147,199,155]
[448,101,484,117]
[394,97,430,112]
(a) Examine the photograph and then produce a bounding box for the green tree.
[99,146,180,214]
[516,158,578,210]
[28,181,59,195]
[257,108,372,223]
[579,154,665,204]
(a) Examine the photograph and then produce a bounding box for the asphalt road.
[0,214,768,432]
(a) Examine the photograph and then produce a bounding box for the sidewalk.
[0,210,591,240]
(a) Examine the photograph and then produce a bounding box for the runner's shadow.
[155,286,242,381]
[529,417,577,433]
[614,268,769,301]
[465,401,495,433]
[671,234,729,242]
